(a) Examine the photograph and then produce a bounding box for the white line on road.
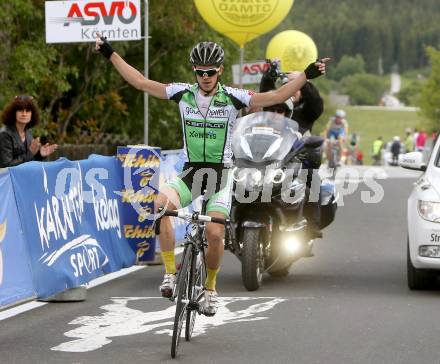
[0,301,47,321]
[0,265,146,321]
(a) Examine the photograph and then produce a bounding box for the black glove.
[304,60,323,80]
[98,37,114,59]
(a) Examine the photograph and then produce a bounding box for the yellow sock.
[161,250,176,274]
[205,268,220,291]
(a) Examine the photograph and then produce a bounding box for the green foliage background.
[1,0,440,149]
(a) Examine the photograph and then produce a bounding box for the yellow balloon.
[194,0,294,47]
[266,30,318,72]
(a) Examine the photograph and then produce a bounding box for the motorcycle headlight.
[232,167,247,182]
[270,169,286,184]
[418,201,440,223]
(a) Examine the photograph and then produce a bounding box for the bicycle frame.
[157,202,229,358]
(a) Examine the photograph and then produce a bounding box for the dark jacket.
[0,125,44,168]
[259,73,324,134]
[391,141,401,156]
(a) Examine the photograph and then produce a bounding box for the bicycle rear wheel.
[171,245,192,358]
[185,249,206,341]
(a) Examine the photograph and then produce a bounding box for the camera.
[266,59,286,80]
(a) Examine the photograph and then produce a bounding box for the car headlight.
[418,201,440,222]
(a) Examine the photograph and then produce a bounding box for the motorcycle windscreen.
[232,112,300,163]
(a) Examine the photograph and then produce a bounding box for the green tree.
[0,1,261,148]
[340,74,388,105]
[263,0,440,73]
[0,0,130,142]
[329,54,366,81]
[420,47,440,128]
[397,80,424,106]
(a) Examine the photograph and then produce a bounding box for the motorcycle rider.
[324,109,349,166]
[259,60,324,242]
[95,36,328,315]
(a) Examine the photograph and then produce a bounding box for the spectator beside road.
[372,136,384,165]
[413,128,419,149]
[432,131,438,144]
[422,130,439,162]
[390,136,401,166]
[0,96,58,168]
[416,129,427,152]
[404,128,414,153]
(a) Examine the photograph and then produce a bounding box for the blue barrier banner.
[116,146,160,262]
[9,156,136,299]
[0,171,35,307]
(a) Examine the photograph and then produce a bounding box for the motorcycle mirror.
[304,136,324,149]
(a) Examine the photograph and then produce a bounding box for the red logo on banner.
[65,1,137,26]
[242,63,269,76]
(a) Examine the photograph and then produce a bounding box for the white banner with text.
[232,60,269,85]
[45,0,141,44]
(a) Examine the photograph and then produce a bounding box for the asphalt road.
[3,170,440,364]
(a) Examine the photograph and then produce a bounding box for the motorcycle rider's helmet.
[263,97,294,118]
[335,109,346,118]
[189,41,224,67]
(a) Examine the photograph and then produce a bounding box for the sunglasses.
[265,107,287,114]
[194,68,219,77]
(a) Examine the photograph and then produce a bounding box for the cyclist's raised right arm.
[110,53,167,99]
[96,35,167,99]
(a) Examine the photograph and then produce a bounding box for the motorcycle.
[226,112,337,291]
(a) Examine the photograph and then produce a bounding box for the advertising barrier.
[0,149,190,308]
[9,155,136,299]
[117,146,160,262]
[0,171,36,307]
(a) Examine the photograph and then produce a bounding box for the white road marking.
[51,296,305,353]
[0,301,47,321]
[0,265,145,321]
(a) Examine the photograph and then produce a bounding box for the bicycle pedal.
[187,301,199,311]
[161,288,173,299]
[200,309,216,317]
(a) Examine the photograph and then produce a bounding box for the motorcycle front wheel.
[241,227,264,291]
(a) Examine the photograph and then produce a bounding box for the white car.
[400,137,440,289]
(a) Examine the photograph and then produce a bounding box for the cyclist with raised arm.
[95,36,328,315]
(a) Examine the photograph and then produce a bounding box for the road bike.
[157,202,230,358]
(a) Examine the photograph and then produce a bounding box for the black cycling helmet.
[190,41,225,67]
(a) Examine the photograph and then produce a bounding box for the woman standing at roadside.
[0,96,58,168]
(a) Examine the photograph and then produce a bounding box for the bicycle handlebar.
[158,208,229,226]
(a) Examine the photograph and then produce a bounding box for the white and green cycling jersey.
[165,82,253,164]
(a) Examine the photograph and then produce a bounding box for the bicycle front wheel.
[185,249,205,341]
[171,245,192,358]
